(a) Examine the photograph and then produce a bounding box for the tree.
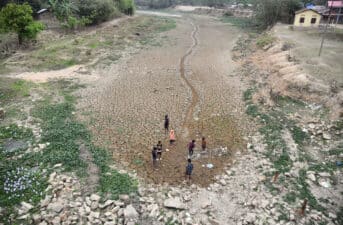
[254,0,303,29]
[0,3,44,44]
[48,0,78,22]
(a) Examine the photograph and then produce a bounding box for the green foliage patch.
[0,3,44,44]
[0,78,32,104]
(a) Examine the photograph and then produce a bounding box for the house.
[323,0,343,24]
[294,9,322,27]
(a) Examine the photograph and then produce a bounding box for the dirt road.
[78,14,248,186]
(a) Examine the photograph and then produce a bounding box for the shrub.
[0,3,44,44]
[77,0,119,25]
[117,0,135,15]
[256,33,276,48]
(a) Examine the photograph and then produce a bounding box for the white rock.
[47,201,64,213]
[307,173,316,182]
[38,221,48,225]
[104,212,112,217]
[322,132,331,140]
[148,204,159,218]
[100,200,114,209]
[90,201,99,210]
[201,199,211,209]
[185,217,193,224]
[90,211,100,219]
[53,163,62,168]
[318,172,330,177]
[219,179,227,186]
[318,178,331,188]
[104,222,116,225]
[329,212,337,219]
[124,205,139,219]
[164,197,186,210]
[51,217,61,225]
[90,194,101,202]
[48,172,57,183]
[20,202,33,214]
[17,214,29,220]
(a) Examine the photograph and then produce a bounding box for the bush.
[117,0,135,16]
[77,0,119,25]
[256,33,276,48]
[61,16,91,29]
[0,3,44,44]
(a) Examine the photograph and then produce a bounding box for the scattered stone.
[318,172,331,177]
[318,178,331,188]
[100,200,114,209]
[20,202,33,213]
[90,194,101,202]
[164,197,186,210]
[306,172,316,182]
[47,201,64,213]
[124,205,139,220]
[148,204,159,218]
[322,132,331,140]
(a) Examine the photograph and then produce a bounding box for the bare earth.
[77,15,248,187]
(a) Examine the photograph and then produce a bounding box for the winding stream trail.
[180,21,200,137]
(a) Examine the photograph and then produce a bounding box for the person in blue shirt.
[185,159,193,181]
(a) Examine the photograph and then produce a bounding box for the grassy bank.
[0,79,137,224]
[0,16,177,74]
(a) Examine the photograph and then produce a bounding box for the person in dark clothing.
[156,141,163,161]
[164,115,169,135]
[152,146,157,168]
[201,137,207,151]
[188,140,196,157]
[185,159,193,180]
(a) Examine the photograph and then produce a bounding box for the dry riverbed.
[0,11,342,225]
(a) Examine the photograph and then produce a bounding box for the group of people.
[151,115,208,181]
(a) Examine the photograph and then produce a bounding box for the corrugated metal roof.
[328,1,343,8]
[37,9,48,14]
[295,8,322,15]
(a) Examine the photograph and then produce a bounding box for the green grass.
[289,124,308,146]
[256,33,276,48]
[0,79,137,224]
[221,16,258,31]
[156,18,176,32]
[0,124,47,224]
[32,80,137,198]
[0,78,33,104]
[295,169,326,213]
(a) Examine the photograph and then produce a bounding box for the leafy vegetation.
[33,80,137,197]
[256,33,276,48]
[0,3,44,44]
[0,78,33,104]
[221,16,258,31]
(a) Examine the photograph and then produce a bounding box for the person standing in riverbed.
[169,129,176,145]
[152,146,157,168]
[201,137,207,152]
[188,140,196,158]
[156,141,163,161]
[185,159,193,181]
[164,115,169,135]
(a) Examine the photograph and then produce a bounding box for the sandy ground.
[174,5,212,12]
[274,24,343,85]
[77,15,248,187]
[136,10,182,18]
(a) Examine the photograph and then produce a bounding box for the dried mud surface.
[78,15,249,187]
